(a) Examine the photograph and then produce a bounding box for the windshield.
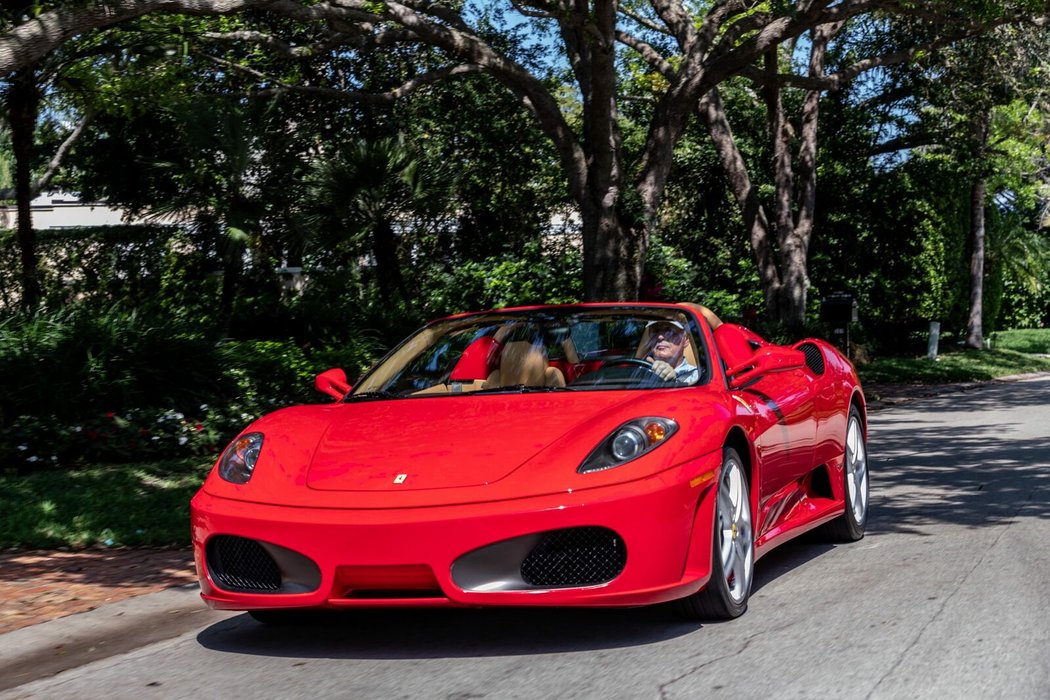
[350,306,710,398]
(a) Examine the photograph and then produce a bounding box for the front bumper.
[191,456,720,610]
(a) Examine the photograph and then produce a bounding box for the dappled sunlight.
[867,377,1050,534]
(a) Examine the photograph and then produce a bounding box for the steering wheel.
[598,358,658,372]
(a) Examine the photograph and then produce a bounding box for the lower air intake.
[207,535,282,592]
[520,526,626,587]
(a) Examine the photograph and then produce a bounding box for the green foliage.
[646,97,764,319]
[999,276,1050,328]
[0,306,222,424]
[0,225,182,310]
[806,70,984,353]
[0,128,11,191]
[419,240,583,314]
[0,305,370,471]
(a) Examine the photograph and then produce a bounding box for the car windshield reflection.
[349,307,710,399]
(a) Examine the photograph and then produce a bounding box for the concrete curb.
[0,584,238,692]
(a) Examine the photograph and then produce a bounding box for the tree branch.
[615,30,674,78]
[0,0,284,75]
[199,50,484,102]
[740,26,984,91]
[617,5,672,36]
[0,109,94,201]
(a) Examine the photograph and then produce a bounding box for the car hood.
[304,393,635,492]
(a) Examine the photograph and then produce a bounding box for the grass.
[857,347,1050,385]
[4,328,1050,551]
[991,328,1050,354]
[0,457,211,549]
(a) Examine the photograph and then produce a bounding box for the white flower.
[26,456,38,462]
[178,436,188,445]
[199,404,209,412]
[17,444,28,451]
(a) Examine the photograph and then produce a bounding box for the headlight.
[578,418,678,473]
[218,432,263,484]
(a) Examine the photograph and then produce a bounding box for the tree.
[5,1,1049,309]
[878,22,1050,345]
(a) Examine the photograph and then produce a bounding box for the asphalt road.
[4,374,1049,699]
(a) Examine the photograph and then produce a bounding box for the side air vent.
[520,527,626,587]
[799,342,826,376]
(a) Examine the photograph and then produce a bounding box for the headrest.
[450,336,501,381]
[497,341,548,386]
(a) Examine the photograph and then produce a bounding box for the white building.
[0,192,151,229]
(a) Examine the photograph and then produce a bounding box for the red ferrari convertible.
[191,302,869,621]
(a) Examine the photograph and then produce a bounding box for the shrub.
[0,307,377,471]
[0,306,224,424]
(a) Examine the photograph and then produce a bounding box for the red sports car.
[191,302,869,622]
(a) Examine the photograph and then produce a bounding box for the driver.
[645,320,699,384]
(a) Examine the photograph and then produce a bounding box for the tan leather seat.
[485,340,566,388]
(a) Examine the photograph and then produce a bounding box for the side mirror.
[315,368,351,400]
[726,346,806,389]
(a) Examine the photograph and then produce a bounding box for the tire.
[675,446,754,620]
[821,405,869,542]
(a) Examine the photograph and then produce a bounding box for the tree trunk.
[780,23,838,327]
[701,25,836,327]
[764,48,810,327]
[965,176,987,349]
[580,201,644,301]
[7,66,41,312]
[372,218,410,306]
[219,235,243,324]
[697,89,779,316]
[965,111,991,350]
[558,1,642,302]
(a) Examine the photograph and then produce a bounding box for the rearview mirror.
[315,368,351,400]
[725,346,806,389]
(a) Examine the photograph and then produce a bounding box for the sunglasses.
[650,324,685,339]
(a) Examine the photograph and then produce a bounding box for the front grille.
[520,527,626,587]
[799,342,826,375]
[207,535,282,592]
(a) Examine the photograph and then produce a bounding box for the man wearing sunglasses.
[645,320,699,384]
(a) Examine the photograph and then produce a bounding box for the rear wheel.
[675,446,753,620]
[821,406,869,542]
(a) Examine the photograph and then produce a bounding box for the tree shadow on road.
[869,419,1050,534]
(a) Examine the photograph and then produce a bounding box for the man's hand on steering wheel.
[646,356,676,381]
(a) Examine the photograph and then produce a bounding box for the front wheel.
[821,405,869,542]
[675,446,753,620]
